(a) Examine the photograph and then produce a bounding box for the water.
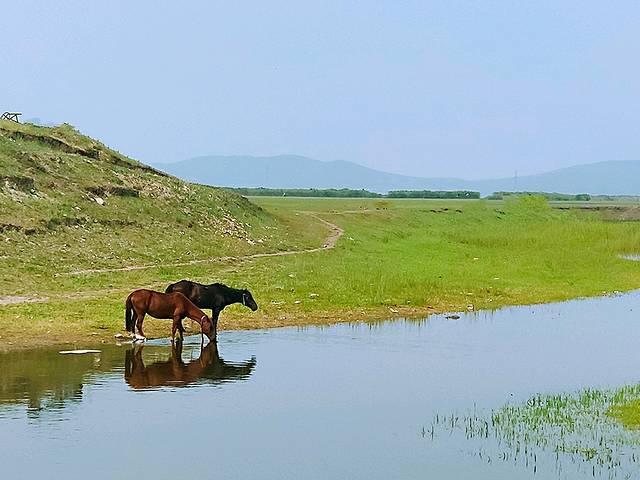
[1,292,640,479]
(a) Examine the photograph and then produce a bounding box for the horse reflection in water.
[124,342,256,390]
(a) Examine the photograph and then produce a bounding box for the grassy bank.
[1,192,640,351]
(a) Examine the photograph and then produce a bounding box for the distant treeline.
[486,191,592,201]
[226,187,481,199]
[226,187,604,201]
[591,195,640,202]
[227,188,381,197]
[387,190,480,199]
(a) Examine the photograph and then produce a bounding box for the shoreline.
[3,197,640,354]
[0,304,442,353]
[1,289,635,353]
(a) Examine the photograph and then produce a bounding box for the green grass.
[608,399,640,430]
[2,194,640,350]
[2,121,640,349]
[242,195,640,311]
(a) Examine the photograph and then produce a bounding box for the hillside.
[156,155,640,196]
[0,122,308,295]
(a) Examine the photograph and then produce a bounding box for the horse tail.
[125,295,134,332]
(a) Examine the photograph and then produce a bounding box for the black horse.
[165,280,258,340]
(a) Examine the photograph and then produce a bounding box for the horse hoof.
[133,334,146,342]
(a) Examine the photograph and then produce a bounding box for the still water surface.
[1,292,639,479]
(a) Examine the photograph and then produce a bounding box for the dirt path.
[0,213,344,305]
[0,295,49,306]
[62,213,343,276]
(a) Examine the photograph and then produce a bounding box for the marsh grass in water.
[428,385,640,478]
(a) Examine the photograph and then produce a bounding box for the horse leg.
[172,315,186,343]
[129,310,138,335]
[135,311,146,339]
[212,308,221,342]
[171,319,177,343]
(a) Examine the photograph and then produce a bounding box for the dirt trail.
[0,295,49,306]
[0,213,344,305]
[62,213,343,276]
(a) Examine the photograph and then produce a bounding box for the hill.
[0,122,305,294]
[473,161,640,195]
[156,155,640,195]
[154,154,463,192]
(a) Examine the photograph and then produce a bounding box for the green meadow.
[247,196,640,312]
[1,194,640,350]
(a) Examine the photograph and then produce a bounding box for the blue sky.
[2,1,639,179]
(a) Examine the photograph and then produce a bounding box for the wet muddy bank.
[1,288,636,353]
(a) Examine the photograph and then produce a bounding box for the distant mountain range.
[154,155,640,195]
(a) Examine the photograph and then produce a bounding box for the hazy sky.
[2,1,640,179]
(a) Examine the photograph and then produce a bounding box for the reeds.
[427,385,640,478]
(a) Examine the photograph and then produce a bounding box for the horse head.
[241,289,259,311]
[200,314,215,341]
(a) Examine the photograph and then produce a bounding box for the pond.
[1,292,639,479]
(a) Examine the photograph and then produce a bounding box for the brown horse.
[125,289,213,342]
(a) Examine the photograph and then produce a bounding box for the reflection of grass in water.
[429,385,640,478]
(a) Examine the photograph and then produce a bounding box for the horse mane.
[210,282,244,294]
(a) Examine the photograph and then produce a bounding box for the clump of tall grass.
[427,384,640,478]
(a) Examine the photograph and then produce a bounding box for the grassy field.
[248,196,640,312]
[1,190,640,350]
[2,120,640,351]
